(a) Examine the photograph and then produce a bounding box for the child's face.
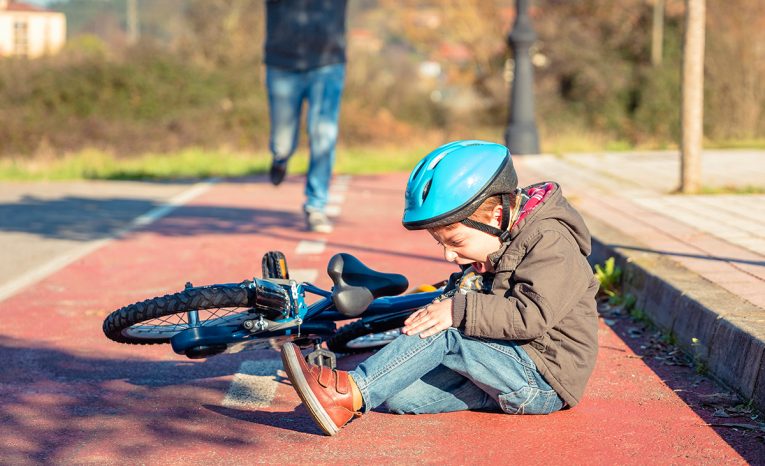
[429,222,501,274]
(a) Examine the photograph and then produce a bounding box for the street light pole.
[504,0,540,155]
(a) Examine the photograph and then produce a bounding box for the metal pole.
[504,0,540,155]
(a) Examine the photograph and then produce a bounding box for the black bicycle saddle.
[327,253,409,317]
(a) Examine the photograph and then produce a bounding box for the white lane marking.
[334,175,351,185]
[295,240,326,255]
[222,359,284,409]
[132,182,214,227]
[323,175,349,219]
[325,205,341,218]
[0,179,219,304]
[289,268,319,284]
[328,192,346,204]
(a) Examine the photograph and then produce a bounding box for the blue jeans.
[266,63,345,213]
[349,328,564,415]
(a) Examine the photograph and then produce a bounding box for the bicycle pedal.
[306,347,337,370]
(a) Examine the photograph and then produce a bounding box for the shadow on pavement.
[611,244,765,267]
[0,195,445,264]
[3,327,764,462]
[0,335,282,463]
[203,404,323,436]
[603,311,765,464]
[0,196,167,241]
[0,196,306,241]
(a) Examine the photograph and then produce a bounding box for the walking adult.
[264,0,348,233]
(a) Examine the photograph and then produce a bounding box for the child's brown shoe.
[280,342,360,435]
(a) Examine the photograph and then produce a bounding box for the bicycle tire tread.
[327,318,403,354]
[103,285,250,345]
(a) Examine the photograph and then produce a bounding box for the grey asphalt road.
[0,180,210,302]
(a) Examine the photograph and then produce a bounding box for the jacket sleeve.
[462,229,592,341]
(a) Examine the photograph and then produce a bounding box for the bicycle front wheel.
[103,285,251,345]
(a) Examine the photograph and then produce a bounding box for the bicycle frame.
[169,279,441,356]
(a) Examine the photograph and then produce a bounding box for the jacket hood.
[489,182,591,263]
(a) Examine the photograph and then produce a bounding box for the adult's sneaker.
[269,159,288,186]
[306,210,333,233]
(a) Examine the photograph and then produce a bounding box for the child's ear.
[491,204,504,227]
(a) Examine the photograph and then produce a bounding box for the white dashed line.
[0,179,218,304]
[222,359,284,409]
[325,205,341,217]
[328,192,346,204]
[331,180,349,192]
[132,181,215,227]
[335,175,351,185]
[323,176,349,218]
[289,268,319,284]
[223,176,350,411]
[295,239,326,255]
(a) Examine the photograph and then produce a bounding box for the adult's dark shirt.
[264,0,347,71]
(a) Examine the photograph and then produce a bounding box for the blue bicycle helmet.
[402,140,518,240]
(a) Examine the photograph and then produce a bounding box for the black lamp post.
[504,0,540,155]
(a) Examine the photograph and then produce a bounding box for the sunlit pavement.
[1,153,763,463]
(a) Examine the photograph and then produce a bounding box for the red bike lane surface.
[0,173,757,464]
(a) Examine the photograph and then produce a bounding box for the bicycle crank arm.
[170,320,338,358]
[242,315,301,333]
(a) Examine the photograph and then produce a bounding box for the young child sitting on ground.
[280,140,600,436]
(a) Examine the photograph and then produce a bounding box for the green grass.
[539,128,617,155]
[698,185,765,195]
[2,135,764,181]
[0,149,271,180]
[335,145,433,173]
[0,146,433,181]
[705,138,765,150]
[540,128,765,155]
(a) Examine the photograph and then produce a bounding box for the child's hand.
[403,298,454,338]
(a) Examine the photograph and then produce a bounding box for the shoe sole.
[281,344,340,436]
[270,175,286,186]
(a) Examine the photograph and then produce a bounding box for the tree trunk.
[127,0,140,45]
[651,0,665,66]
[680,0,705,193]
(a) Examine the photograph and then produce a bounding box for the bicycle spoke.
[125,306,246,337]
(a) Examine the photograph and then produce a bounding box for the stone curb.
[584,213,765,409]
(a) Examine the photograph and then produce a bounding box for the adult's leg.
[349,328,564,415]
[304,63,345,213]
[266,66,305,164]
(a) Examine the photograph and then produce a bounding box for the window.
[14,20,29,57]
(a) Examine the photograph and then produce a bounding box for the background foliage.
[1,0,763,159]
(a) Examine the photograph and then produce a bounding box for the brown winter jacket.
[450,182,599,407]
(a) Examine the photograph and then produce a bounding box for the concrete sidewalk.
[515,149,765,409]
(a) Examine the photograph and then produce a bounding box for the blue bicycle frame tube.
[311,290,441,322]
[169,282,440,355]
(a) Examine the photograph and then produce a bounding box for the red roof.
[4,2,49,13]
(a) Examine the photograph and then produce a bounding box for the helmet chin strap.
[460,193,513,242]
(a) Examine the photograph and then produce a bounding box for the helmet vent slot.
[410,160,425,180]
[428,152,448,170]
[421,180,432,202]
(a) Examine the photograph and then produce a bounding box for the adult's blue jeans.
[349,328,565,415]
[266,63,345,213]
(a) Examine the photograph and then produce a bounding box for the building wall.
[0,11,66,58]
